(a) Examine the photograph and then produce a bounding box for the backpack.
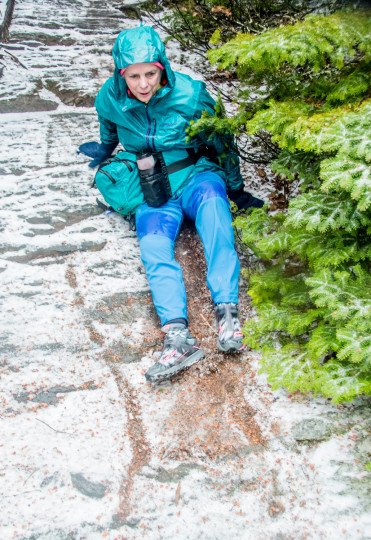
[93,151,144,216]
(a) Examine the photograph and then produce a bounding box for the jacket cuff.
[101,142,118,152]
[227,187,244,198]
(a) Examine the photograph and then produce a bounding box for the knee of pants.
[140,234,175,272]
[183,176,229,221]
[136,206,182,242]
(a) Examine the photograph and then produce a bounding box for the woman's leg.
[181,171,240,304]
[181,171,245,353]
[136,200,205,383]
[135,200,187,327]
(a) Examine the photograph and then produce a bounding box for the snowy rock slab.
[292,417,333,442]
[1,0,371,539]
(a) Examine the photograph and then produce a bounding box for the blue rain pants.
[135,171,240,327]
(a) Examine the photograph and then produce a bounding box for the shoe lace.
[217,304,242,339]
[164,327,189,348]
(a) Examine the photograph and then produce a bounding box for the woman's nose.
[138,76,149,89]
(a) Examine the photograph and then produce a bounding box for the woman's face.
[123,63,162,102]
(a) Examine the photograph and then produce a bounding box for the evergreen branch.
[208,9,371,75]
[285,192,370,233]
[209,5,371,403]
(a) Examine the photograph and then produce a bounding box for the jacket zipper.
[152,119,157,152]
[145,104,152,151]
[145,104,156,152]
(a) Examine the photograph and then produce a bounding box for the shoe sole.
[217,339,246,353]
[145,349,205,383]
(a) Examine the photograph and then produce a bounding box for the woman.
[78,26,263,383]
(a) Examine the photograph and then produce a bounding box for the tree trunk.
[0,0,16,43]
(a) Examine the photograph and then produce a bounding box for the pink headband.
[120,62,164,76]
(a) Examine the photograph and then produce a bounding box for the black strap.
[95,198,136,231]
[166,146,219,174]
[96,197,114,212]
[167,154,197,174]
[124,214,136,231]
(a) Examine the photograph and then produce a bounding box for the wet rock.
[20,530,77,540]
[124,516,141,528]
[291,418,333,442]
[81,227,97,233]
[116,5,142,20]
[0,244,26,255]
[13,290,39,298]
[141,463,204,483]
[40,471,65,488]
[0,94,58,113]
[14,385,77,404]
[25,206,102,233]
[0,338,18,356]
[355,437,371,461]
[341,476,371,513]
[109,514,127,530]
[36,342,68,352]
[268,435,296,453]
[86,291,156,325]
[70,473,106,499]
[103,342,145,364]
[40,474,57,488]
[334,461,355,476]
[5,241,107,263]
[29,227,55,236]
[11,31,76,46]
[44,79,94,107]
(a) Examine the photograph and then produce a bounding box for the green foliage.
[257,346,371,403]
[208,10,371,74]
[326,64,371,105]
[285,193,370,232]
[271,149,321,188]
[209,7,371,402]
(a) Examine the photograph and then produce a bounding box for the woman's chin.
[136,92,152,102]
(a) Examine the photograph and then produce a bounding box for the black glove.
[77,141,117,168]
[228,188,264,210]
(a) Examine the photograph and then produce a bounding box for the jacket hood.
[112,26,175,100]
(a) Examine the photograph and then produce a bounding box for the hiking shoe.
[215,303,246,353]
[145,323,205,383]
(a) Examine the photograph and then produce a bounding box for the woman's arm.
[98,114,119,147]
[77,114,118,167]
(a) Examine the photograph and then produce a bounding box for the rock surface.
[0,1,370,539]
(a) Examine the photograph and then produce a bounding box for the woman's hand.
[77,141,117,168]
[228,188,264,211]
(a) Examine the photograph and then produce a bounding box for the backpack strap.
[166,152,196,174]
[96,197,114,212]
[166,146,219,174]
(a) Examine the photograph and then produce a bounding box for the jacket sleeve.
[194,86,244,193]
[98,114,119,146]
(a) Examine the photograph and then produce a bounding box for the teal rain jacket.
[95,26,243,209]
